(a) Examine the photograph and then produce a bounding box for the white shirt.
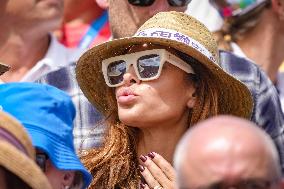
[20,35,85,82]
[186,0,223,32]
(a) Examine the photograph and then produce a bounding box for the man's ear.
[271,0,284,20]
[62,171,75,189]
[95,0,109,9]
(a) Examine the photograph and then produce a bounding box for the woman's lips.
[117,95,137,104]
[116,88,138,105]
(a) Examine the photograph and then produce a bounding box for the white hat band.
[135,28,217,64]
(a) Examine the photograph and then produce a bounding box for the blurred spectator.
[57,0,111,48]
[0,0,102,151]
[0,110,52,189]
[0,0,83,82]
[210,0,284,97]
[0,82,92,189]
[175,115,284,189]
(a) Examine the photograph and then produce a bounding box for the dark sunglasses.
[128,0,191,7]
[35,152,49,172]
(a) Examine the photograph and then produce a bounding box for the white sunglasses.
[102,49,195,87]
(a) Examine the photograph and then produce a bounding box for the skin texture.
[108,0,187,38]
[63,0,104,23]
[174,115,283,189]
[0,0,63,82]
[114,43,196,189]
[36,150,75,189]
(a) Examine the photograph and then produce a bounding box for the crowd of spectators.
[0,0,284,188]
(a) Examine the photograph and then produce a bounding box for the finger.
[140,183,151,189]
[148,152,176,181]
[139,164,162,188]
[144,184,151,189]
[140,155,170,187]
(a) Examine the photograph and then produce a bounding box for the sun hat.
[0,82,92,189]
[76,11,253,119]
[0,62,9,75]
[0,110,52,189]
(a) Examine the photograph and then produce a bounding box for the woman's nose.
[122,65,140,86]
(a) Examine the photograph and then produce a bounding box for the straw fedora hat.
[0,111,52,189]
[0,63,9,76]
[76,11,253,119]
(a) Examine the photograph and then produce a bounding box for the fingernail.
[138,165,145,172]
[148,152,155,159]
[140,182,146,188]
[140,155,147,162]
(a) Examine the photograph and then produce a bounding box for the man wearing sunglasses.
[109,0,191,38]
[175,115,284,189]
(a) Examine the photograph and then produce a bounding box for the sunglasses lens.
[107,60,126,86]
[168,0,192,6]
[128,0,155,6]
[137,54,160,79]
[36,153,48,172]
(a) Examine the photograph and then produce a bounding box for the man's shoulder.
[218,50,274,92]
[219,50,261,80]
[219,50,284,133]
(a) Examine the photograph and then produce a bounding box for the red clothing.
[59,17,111,48]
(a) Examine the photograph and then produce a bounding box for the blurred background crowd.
[1,0,284,188]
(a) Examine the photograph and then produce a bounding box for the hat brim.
[0,63,10,76]
[76,36,253,119]
[26,125,92,188]
[0,142,52,189]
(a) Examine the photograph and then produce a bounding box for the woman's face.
[115,44,196,128]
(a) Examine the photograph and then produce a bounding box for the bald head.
[174,115,282,189]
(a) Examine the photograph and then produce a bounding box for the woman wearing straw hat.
[0,111,52,189]
[76,11,253,189]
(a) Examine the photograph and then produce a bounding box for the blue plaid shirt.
[219,50,284,172]
[37,50,284,172]
[36,64,105,150]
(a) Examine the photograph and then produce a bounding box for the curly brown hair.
[80,52,220,189]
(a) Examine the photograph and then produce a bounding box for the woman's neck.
[136,113,189,164]
[236,10,284,83]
